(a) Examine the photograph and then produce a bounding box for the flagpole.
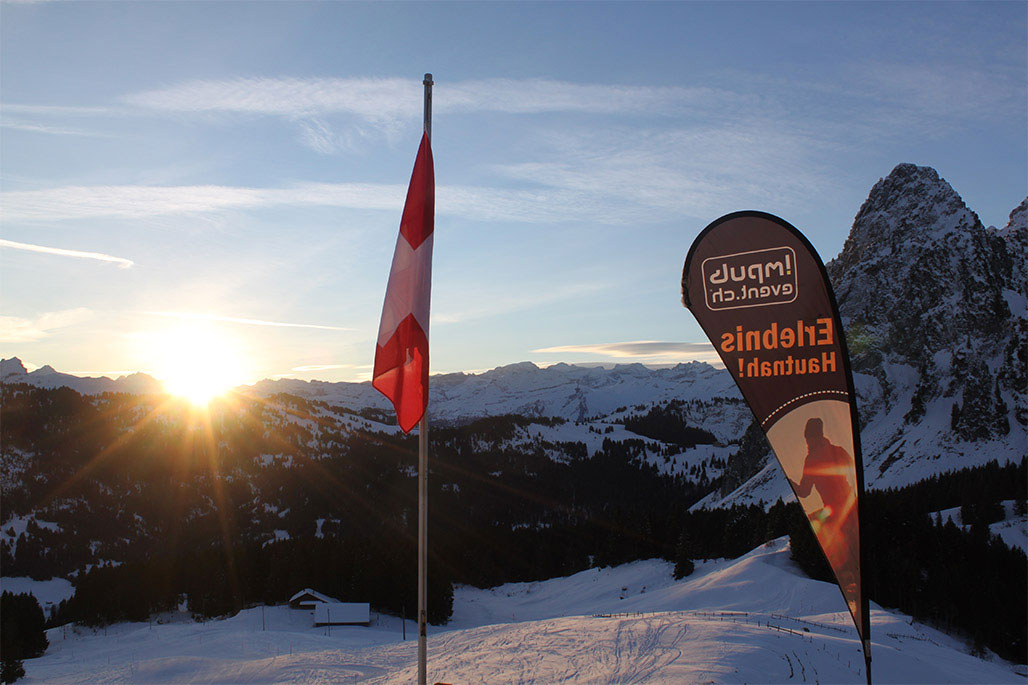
[417,72,433,685]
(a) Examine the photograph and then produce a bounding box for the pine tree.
[673,528,695,579]
[1,660,25,684]
[0,592,48,682]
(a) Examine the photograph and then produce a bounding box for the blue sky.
[1,1,1025,385]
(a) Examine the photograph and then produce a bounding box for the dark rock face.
[827,163,1026,435]
[829,164,1018,366]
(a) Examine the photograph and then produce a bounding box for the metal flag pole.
[417,72,433,685]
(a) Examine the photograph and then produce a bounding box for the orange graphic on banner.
[790,417,860,615]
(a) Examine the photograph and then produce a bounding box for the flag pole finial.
[423,74,433,141]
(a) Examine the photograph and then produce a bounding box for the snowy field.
[16,539,1024,684]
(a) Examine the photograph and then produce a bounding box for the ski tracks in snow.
[371,612,692,684]
[605,614,689,683]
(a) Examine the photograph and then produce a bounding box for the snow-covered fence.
[886,631,941,646]
[764,622,805,636]
[769,613,846,633]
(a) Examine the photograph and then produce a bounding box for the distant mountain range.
[0,358,163,396]
[250,361,741,424]
[3,163,1025,506]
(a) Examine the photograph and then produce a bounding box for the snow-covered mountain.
[251,360,741,424]
[834,167,1024,471]
[0,356,737,424]
[251,165,1024,503]
[703,165,1026,507]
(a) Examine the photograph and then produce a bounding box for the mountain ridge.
[3,162,1024,502]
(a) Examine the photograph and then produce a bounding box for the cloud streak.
[434,282,609,325]
[0,183,403,222]
[0,182,664,225]
[0,307,93,343]
[144,311,352,331]
[0,238,134,268]
[533,340,719,362]
[0,119,112,137]
[123,77,751,120]
[291,364,354,371]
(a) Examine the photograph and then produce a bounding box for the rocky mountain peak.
[1,357,28,378]
[832,164,981,274]
[827,164,1016,370]
[821,164,1025,448]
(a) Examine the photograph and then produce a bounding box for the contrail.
[0,238,134,268]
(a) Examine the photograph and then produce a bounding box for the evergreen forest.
[1,385,1025,666]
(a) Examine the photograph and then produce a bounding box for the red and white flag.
[373,133,434,433]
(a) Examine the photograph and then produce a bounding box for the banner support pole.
[417,72,433,685]
[417,413,428,685]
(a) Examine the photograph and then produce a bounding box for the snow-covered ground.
[19,538,1023,684]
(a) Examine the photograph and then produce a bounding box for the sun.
[152,322,250,406]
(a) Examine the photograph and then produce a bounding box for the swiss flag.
[373,133,434,433]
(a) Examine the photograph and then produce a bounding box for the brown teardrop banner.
[682,211,871,682]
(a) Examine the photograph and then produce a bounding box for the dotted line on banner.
[761,390,852,428]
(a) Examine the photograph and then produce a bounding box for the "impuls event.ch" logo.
[701,246,797,311]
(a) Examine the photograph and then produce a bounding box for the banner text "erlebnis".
[723,319,837,379]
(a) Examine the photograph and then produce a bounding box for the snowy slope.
[21,539,1022,684]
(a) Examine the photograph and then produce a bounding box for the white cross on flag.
[373,133,435,433]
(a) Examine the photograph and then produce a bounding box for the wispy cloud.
[0,183,403,221]
[1,104,114,116]
[0,119,113,137]
[123,77,750,120]
[120,77,754,154]
[144,311,352,331]
[445,79,754,116]
[853,62,1024,124]
[124,77,421,120]
[0,238,134,268]
[270,363,361,380]
[291,364,354,372]
[491,124,843,219]
[434,282,609,325]
[64,369,140,378]
[0,307,93,343]
[533,340,719,363]
[0,181,663,224]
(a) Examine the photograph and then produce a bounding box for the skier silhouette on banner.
[790,417,860,606]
